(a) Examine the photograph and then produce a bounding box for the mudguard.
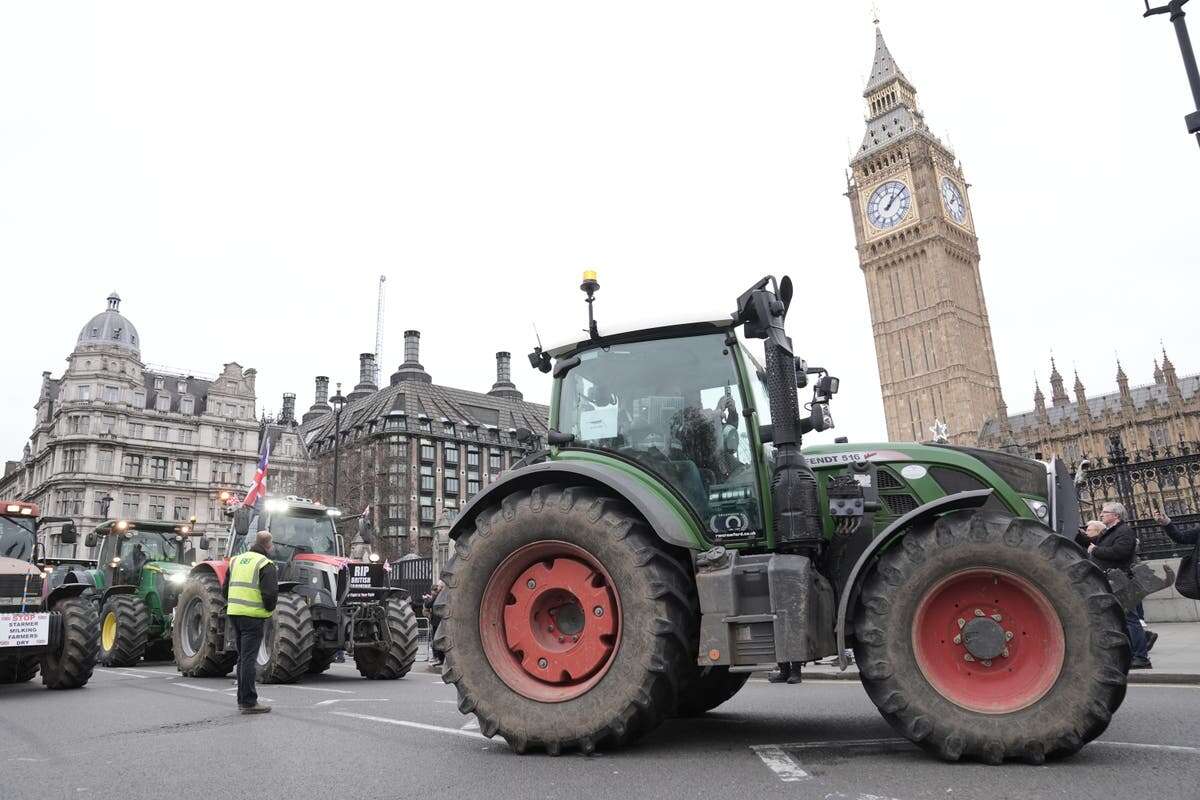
[192,559,228,585]
[835,489,993,669]
[101,585,138,603]
[448,460,706,550]
[46,581,92,609]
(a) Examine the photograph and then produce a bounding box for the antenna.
[375,275,387,384]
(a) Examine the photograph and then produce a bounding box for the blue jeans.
[1125,608,1148,660]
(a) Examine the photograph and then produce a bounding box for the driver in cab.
[225,530,278,714]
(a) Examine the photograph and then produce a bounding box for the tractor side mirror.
[84,532,97,549]
[778,275,793,316]
[233,508,251,536]
[198,536,211,551]
[60,523,78,544]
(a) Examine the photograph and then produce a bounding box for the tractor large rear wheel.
[256,593,314,684]
[438,485,696,754]
[40,595,99,689]
[0,655,39,684]
[674,666,750,716]
[99,594,149,667]
[174,573,236,677]
[355,596,419,680]
[853,510,1128,764]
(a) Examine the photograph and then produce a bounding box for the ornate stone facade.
[847,26,1006,445]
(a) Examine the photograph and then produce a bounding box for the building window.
[129,423,144,439]
[149,456,168,480]
[149,495,166,520]
[176,459,193,481]
[1149,424,1170,450]
[444,476,459,495]
[63,448,86,472]
[181,397,194,414]
[467,448,480,468]
[489,451,503,472]
[420,443,435,462]
[419,418,432,432]
[420,465,435,492]
[123,454,143,476]
[100,414,116,434]
[173,498,191,521]
[103,385,120,402]
[155,394,170,412]
[133,391,146,408]
[177,380,187,393]
[154,377,165,390]
[179,429,193,444]
[443,445,459,466]
[387,438,407,460]
[467,479,480,496]
[93,491,113,518]
[67,415,89,434]
[56,489,84,516]
[419,494,434,522]
[122,494,140,518]
[77,384,91,401]
[154,425,169,441]
[385,417,403,430]
[443,422,455,435]
[98,449,114,474]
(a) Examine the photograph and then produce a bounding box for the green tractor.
[82,519,202,666]
[434,273,1127,763]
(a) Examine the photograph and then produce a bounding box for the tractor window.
[0,517,35,561]
[116,532,179,567]
[558,333,764,540]
[233,513,339,560]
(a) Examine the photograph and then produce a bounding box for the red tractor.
[173,496,417,683]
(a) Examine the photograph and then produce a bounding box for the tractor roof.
[94,519,200,536]
[545,317,735,359]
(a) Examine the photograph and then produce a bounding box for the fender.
[191,559,228,586]
[448,460,706,550]
[101,584,138,604]
[835,489,993,669]
[46,581,91,608]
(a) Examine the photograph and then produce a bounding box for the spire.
[1154,358,1164,384]
[1161,346,1176,374]
[864,24,912,95]
[1049,357,1068,407]
[1161,345,1181,399]
[1033,378,1046,413]
[1116,358,1132,404]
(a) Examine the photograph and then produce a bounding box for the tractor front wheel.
[173,573,236,677]
[40,595,99,689]
[355,596,418,680]
[853,510,1128,764]
[99,594,150,667]
[255,593,314,684]
[0,655,39,684]
[438,485,696,754]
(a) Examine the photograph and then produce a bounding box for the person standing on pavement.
[1088,502,1152,670]
[225,530,278,714]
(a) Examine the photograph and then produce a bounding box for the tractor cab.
[1,501,80,597]
[86,519,201,593]
[223,496,344,562]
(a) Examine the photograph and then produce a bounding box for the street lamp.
[1144,0,1200,148]
[330,383,347,508]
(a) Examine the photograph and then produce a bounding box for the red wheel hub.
[912,568,1064,714]
[479,541,620,702]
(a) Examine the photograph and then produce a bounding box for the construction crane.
[375,275,387,384]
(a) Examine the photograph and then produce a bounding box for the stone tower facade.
[847,25,1006,445]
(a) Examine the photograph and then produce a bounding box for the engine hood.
[0,555,40,577]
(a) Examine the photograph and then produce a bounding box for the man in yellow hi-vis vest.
[224,530,278,714]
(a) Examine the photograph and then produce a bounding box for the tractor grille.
[881,494,920,517]
[876,469,904,490]
[0,574,42,599]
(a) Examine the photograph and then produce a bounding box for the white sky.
[2,2,1197,459]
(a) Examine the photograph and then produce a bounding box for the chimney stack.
[390,329,432,385]
[302,375,331,424]
[348,353,379,402]
[281,393,296,425]
[488,351,523,401]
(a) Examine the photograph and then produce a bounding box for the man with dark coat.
[1088,502,1151,669]
[225,531,279,713]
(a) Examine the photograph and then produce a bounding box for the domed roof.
[77,292,140,354]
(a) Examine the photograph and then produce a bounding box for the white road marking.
[1094,740,1200,755]
[460,718,480,731]
[749,744,810,782]
[314,698,388,706]
[434,700,458,704]
[173,682,220,693]
[267,684,354,694]
[94,668,148,679]
[329,711,487,740]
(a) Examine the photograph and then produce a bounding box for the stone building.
[297,331,549,558]
[847,25,1007,445]
[0,293,261,556]
[259,392,314,500]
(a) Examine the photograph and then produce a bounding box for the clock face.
[940,176,967,223]
[866,180,912,229]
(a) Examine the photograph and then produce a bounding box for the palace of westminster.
[4,25,1197,558]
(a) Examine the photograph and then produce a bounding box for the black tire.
[307,649,338,674]
[438,484,697,754]
[853,510,1129,764]
[41,595,99,689]
[354,596,418,680]
[256,593,314,684]
[99,594,149,667]
[0,655,39,684]
[173,572,236,677]
[674,666,750,716]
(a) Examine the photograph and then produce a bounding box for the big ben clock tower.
[847,23,1006,445]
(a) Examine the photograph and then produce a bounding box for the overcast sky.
[2,2,1197,458]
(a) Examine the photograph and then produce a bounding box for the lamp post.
[330,383,347,508]
[1144,0,1200,148]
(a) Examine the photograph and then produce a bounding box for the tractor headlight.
[368,553,380,563]
[1024,499,1049,521]
[166,572,188,585]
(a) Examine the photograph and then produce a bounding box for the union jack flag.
[243,436,271,508]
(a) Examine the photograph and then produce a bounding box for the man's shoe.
[240,704,272,714]
[1146,631,1158,653]
[785,672,803,685]
[766,670,787,684]
[1129,657,1153,670]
